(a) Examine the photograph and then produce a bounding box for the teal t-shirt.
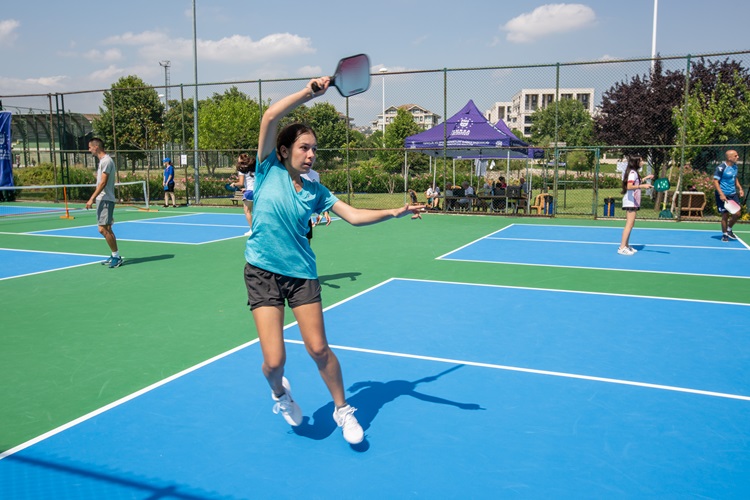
[713,162,738,195]
[244,154,339,279]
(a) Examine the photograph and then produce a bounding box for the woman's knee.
[306,343,333,363]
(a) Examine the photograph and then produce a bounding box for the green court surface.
[1,206,748,454]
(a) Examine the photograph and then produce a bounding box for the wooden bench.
[671,191,706,218]
[678,191,706,218]
[231,190,244,206]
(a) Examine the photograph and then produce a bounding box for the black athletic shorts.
[244,263,321,310]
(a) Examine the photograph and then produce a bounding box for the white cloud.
[103,31,168,46]
[102,30,314,64]
[88,64,127,82]
[297,65,323,77]
[199,33,314,63]
[0,75,68,94]
[412,35,429,46]
[0,19,20,45]
[502,4,596,43]
[84,48,123,62]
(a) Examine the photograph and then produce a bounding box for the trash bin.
[544,196,554,215]
[603,197,615,217]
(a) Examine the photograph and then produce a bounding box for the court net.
[0,181,149,220]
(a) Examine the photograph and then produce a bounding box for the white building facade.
[372,104,441,132]
[485,88,595,137]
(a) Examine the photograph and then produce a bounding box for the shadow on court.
[318,272,361,289]
[3,454,213,500]
[292,365,484,447]
[119,254,176,266]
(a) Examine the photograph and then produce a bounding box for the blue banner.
[0,111,13,188]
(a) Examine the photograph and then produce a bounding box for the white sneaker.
[628,246,638,253]
[271,377,302,426]
[244,229,253,236]
[333,404,364,444]
[617,246,634,256]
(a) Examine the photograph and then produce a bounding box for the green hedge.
[12,164,96,201]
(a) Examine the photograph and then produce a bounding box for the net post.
[59,185,75,220]
[137,180,158,212]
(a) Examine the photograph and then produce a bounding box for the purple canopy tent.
[404,100,539,187]
[405,100,516,158]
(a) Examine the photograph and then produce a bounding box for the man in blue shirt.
[713,150,745,242]
[162,158,177,208]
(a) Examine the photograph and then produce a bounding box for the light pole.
[651,0,658,74]
[379,68,388,147]
[159,60,171,113]
[192,0,200,204]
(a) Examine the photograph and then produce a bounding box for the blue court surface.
[2,279,748,498]
[27,213,250,245]
[0,205,70,216]
[0,248,105,280]
[441,224,750,278]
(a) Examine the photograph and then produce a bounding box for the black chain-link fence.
[2,51,749,221]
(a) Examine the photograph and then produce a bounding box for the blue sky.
[1,1,749,126]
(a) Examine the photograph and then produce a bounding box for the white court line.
[0,280,399,461]
[486,236,747,251]
[284,340,750,402]
[0,338,261,462]
[2,277,745,462]
[439,256,750,280]
[510,222,722,233]
[285,276,750,400]
[131,220,249,229]
[0,247,105,258]
[394,276,750,307]
[436,223,516,260]
[506,223,750,251]
[14,231,209,245]
[0,247,109,281]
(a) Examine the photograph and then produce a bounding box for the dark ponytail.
[621,156,642,194]
[236,153,256,174]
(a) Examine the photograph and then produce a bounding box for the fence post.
[677,54,692,222]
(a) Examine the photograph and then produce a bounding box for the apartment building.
[372,104,441,132]
[485,88,595,137]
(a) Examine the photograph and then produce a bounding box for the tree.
[530,97,594,147]
[198,87,261,153]
[92,75,165,171]
[595,59,684,168]
[164,97,193,148]
[377,108,426,173]
[305,102,349,151]
[675,71,750,170]
[595,58,750,170]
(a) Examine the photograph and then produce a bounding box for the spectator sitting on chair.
[425,182,441,209]
[457,181,474,210]
[519,176,529,197]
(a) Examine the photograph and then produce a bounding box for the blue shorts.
[242,190,254,202]
[715,192,740,214]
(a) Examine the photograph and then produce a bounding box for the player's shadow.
[120,254,175,266]
[292,364,484,445]
[318,272,361,289]
[630,245,671,254]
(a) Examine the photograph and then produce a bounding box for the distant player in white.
[618,156,653,255]
[301,169,330,239]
